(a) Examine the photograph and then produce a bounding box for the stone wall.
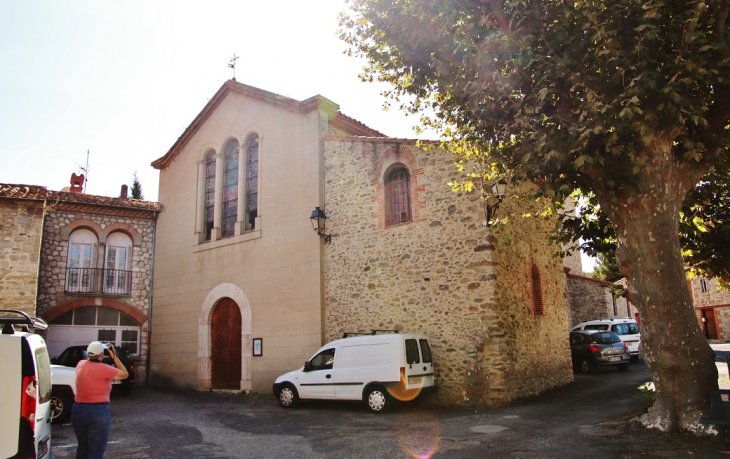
[691,277,730,340]
[322,137,572,407]
[36,209,155,382]
[0,199,44,315]
[565,273,613,327]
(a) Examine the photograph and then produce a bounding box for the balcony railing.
[65,268,132,295]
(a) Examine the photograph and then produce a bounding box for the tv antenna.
[74,149,90,193]
[228,54,239,81]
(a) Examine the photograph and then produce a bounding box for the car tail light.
[624,343,629,351]
[400,367,406,384]
[21,375,37,426]
[589,344,601,354]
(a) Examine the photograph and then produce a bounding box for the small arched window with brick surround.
[530,263,545,315]
[384,166,411,226]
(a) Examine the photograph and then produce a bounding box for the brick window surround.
[372,144,425,228]
[528,262,546,315]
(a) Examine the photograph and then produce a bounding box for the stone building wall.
[322,137,572,407]
[36,208,156,381]
[565,273,613,327]
[0,199,45,315]
[691,277,730,340]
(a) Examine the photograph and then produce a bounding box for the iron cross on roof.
[228,54,239,81]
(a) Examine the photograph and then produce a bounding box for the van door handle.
[36,416,44,422]
[326,374,331,379]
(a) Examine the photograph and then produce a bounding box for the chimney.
[120,184,128,199]
[69,173,84,193]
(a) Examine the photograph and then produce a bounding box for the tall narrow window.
[204,152,216,241]
[104,232,132,294]
[531,264,545,315]
[66,229,98,293]
[385,166,411,226]
[701,278,709,293]
[222,140,239,237]
[245,136,259,231]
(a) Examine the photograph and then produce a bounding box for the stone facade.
[35,193,159,382]
[0,186,46,315]
[690,277,730,340]
[565,271,614,327]
[322,137,573,407]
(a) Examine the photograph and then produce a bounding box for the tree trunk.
[597,167,717,433]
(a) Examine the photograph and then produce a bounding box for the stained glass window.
[245,136,259,230]
[204,151,216,240]
[222,140,239,237]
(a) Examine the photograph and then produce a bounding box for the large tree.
[341,0,730,432]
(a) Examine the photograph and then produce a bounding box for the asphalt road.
[50,361,722,459]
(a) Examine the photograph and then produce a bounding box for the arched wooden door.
[211,298,242,389]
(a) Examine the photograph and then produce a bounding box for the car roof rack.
[0,309,49,334]
[342,329,400,339]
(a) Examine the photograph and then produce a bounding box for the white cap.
[87,341,108,357]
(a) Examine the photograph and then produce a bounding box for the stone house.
[690,276,730,340]
[150,79,573,406]
[32,177,159,382]
[0,184,47,316]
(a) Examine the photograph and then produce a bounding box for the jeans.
[71,402,111,459]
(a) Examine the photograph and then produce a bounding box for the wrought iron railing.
[65,268,132,295]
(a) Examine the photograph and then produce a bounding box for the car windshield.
[591,332,620,344]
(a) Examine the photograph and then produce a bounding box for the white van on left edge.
[0,310,53,459]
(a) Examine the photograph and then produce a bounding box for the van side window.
[419,339,433,363]
[310,349,335,371]
[405,339,420,364]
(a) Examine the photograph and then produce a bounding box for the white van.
[0,310,53,459]
[273,331,438,413]
[571,318,641,360]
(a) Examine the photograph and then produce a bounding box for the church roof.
[151,80,385,170]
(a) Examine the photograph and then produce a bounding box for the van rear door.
[404,337,434,389]
[0,337,22,458]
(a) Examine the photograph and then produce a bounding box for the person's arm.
[107,345,129,380]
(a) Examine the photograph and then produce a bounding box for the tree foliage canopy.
[341,0,730,432]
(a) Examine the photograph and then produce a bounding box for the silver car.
[569,330,631,373]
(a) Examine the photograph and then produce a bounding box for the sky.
[0,0,595,272]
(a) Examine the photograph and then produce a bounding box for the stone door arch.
[198,283,252,391]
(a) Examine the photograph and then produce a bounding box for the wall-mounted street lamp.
[310,206,332,243]
[484,179,508,225]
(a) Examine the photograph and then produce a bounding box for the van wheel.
[366,387,391,414]
[51,389,74,424]
[579,358,592,374]
[278,384,299,408]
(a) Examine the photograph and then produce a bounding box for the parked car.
[50,364,76,424]
[0,309,53,459]
[571,318,641,361]
[570,330,631,373]
[51,345,135,395]
[273,331,438,413]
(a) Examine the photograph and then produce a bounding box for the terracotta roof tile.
[46,190,160,211]
[0,184,48,200]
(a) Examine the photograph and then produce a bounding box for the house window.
[222,140,239,238]
[701,278,709,293]
[385,166,411,226]
[104,232,132,294]
[204,151,216,241]
[66,229,98,293]
[245,136,259,231]
[531,263,545,315]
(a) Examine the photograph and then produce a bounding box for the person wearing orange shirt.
[71,341,128,459]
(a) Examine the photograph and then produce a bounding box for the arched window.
[531,263,545,315]
[104,232,133,294]
[66,229,98,293]
[222,140,239,237]
[385,166,411,226]
[245,136,259,231]
[204,151,216,241]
